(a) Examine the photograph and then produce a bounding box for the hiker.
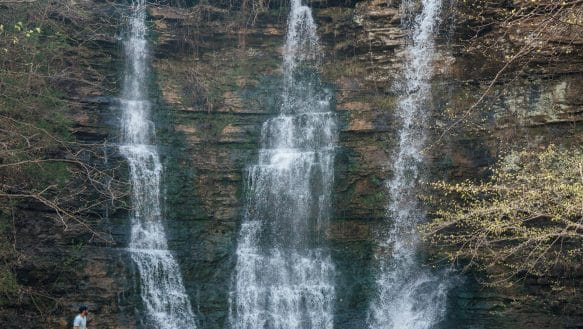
[73,305,89,329]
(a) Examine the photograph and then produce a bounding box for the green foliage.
[0,6,73,137]
[63,242,86,270]
[23,161,71,188]
[0,2,124,242]
[422,146,583,286]
[0,3,123,326]
[0,210,19,306]
[0,267,19,305]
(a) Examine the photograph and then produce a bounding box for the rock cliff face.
[0,2,140,328]
[1,0,581,328]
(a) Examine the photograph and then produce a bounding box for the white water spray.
[368,1,449,328]
[119,1,197,328]
[229,1,337,328]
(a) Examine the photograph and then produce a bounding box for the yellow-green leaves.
[422,146,583,286]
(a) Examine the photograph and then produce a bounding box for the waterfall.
[367,1,450,328]
[119,1,197,328]
[229,0,337,328]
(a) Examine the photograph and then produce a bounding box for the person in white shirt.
[73,305,88,329]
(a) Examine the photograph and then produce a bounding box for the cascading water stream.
[119,1,197,328]
[229,1,337,328]
[368,1,449,328]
